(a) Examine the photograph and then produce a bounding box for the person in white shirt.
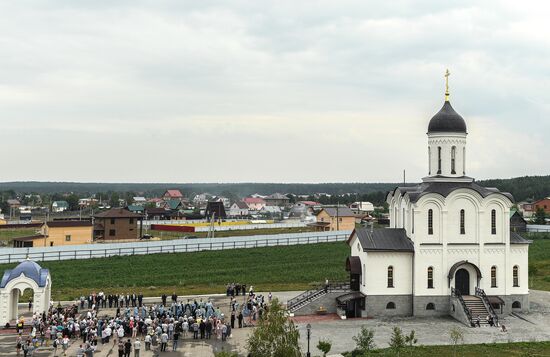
[144,334,151,351]
[134,338,141,357]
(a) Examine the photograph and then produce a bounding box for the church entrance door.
[455,268,470,295]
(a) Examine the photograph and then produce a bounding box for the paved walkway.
[3,290,550,356]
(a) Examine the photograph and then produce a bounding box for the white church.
[345,74,530,324]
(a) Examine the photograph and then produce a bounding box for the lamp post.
[306,323,311,357]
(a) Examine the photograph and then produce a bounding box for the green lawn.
[0,242,350,301]
[0,228,38,244]
[361,341,550,356]
[0,232,548,302]
[526,233,550,291]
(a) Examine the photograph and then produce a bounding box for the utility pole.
[336,202,339,231]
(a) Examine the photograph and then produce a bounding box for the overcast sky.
[1,1,548,183]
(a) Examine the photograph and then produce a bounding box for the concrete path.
[4,290,550,356]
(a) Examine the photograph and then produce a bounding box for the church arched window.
[460,209,465,235]
[387,266,394,288]
[427,266,434,289]
[451,146,456,174]
[513,265,519,287]
[491,209,496,235]
[428,147,431,175]
[437,147,442,174]
[491,266,497,288]
[428,209,433,235]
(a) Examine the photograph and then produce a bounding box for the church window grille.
[427,267,434,289]
[460,209,465,235]
[491,209,496,235]
[513,266,519,287]
[386,302,396,309]
[428,209,433,235]
[426,303,435,310]
[451,146,456,174]
[437,147,442,174]
[491,266,497,288]
[387,266,394,288]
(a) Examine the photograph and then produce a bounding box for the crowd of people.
[13,286,271,356]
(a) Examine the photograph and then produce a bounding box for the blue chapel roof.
[0,260,49,288]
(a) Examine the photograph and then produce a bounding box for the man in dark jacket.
[124,339,132,357]
[199,320,206,339]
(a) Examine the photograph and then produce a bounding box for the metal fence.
[527,225,550,233]
[0,230,351,264]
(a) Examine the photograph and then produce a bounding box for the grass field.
[0,241,350,300]
[525,233,550,291]
[1,232,549,301]
[151,226,317,239]
[362,341,550,356]
[0,228,38,244]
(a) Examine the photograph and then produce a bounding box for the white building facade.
[346,88,530,322]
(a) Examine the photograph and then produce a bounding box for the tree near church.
[317,339,332,357]
[246,298,302,357]
[352,326,376,354]
[449,327,464,357]
[388,327,406,356]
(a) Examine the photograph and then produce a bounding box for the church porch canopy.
[336,291,365,304]
[447,260,482,287]
[345,256,362,275]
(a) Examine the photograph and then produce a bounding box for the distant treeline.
[0,175,549,204]
[0,182,398,197]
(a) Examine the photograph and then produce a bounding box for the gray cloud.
[0,1,548,183]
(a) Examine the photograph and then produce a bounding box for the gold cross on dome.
[445,69,450,101]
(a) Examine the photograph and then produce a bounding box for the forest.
[0,175,548,208]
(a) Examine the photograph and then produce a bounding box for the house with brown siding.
[94,208,143,241]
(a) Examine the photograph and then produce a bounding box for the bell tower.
[424,70,471,183]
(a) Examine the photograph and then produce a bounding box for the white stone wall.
[428,133,467,177]
[363,252,413,296]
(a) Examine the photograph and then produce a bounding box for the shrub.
[352,326,376,353]
[317,339,332,357]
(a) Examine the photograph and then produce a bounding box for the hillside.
[0,175,549,202]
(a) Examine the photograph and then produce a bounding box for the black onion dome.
[428,101,467,133]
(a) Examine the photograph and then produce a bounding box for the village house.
[311,207,356,231]
[163,189,184,201]
[51,201,69,213]
[517,201,535,218]
[510,209,528,232]
[132,196,147,205]
[264,193,290,207]
[533,198,550,215]
[205,201,227,219]
[349,201,374,214]
[93,208,143,241]
[13,221,93,248]
[229,202,249,218]
[243,197,266,211]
